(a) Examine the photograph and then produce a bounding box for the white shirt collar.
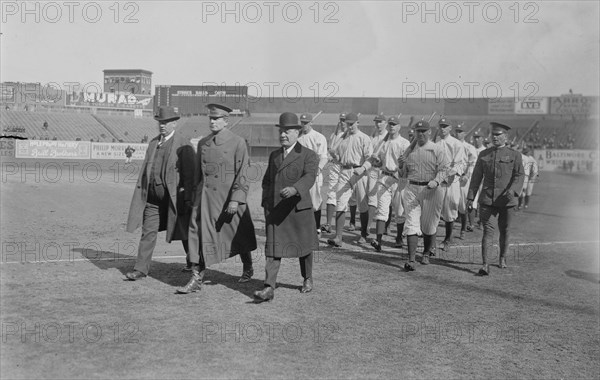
[284,142,297,155]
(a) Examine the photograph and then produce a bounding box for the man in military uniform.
[467,122,524,275]
[398,121,450,270]
[177,104,256,294]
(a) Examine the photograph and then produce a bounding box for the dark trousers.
[479,204,513,264]
[264,253,313,289]
[134,184,188,274]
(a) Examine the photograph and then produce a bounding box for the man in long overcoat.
[177,104,256,294]
[125,106,195,280]
[254,112,319,302]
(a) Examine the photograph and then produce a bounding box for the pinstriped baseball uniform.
[472,145,486,209]
[368,130,388,208]
[436,135,467,222]
[458,141,478,214]
[298,129,328,210]
[374,134,410,222]
[334,130,373,213]
[325,131,344,206]
[400,140,450,235]
[521,153,538,196]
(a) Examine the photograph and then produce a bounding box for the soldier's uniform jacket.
[468,145,525,207]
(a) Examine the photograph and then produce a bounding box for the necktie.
[283,148,288,159]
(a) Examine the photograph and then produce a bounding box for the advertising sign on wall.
[515,97,548,114]
[90,142,148,160]
[15,140,91,159]
[535,149,598,173]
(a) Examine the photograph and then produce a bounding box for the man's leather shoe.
[301,278,313,293]
[253,286,274,302]
[182,265,192,272]
[404,262,416,271]
[238,268,254,283]
[478,265,490,276]
[176,274,202,294]
[327,238,342,247]
[125,270,146,281]
[370,240,382,252]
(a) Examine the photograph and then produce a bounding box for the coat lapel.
[145,137,159,181]
[278,143,302,172]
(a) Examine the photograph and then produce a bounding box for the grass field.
[1,157,599,379]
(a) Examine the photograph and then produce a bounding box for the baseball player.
[298,113,329,229]
[470,132,486,228]
[455,124,478,239]
[398,120,450,270]
[517,147,539,210]
[321,113,347,234]
[435,118,467,251]
[327,112,374,247]
[365,113,389,235]
[369,116,410,252]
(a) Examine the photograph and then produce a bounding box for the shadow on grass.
[72,249,299,298]
[565,269,600,284]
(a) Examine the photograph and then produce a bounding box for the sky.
[1,0,599,99]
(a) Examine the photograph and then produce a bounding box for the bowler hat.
[414,120,430,131]
[276,112,302,129]
[154,106,180,123]
[300,113,312,123]
[345,113,359,124]
[207,103,232,118]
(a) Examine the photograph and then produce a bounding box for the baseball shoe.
[125,270,146,281]
[327,238,342,248]
[515,206,521,211]
[466,225,473,232]
[344,224,356,231]
[421,254,430,265]
[524,205,528,209]
[182,265,192,272]
[394,238,404,248]
[316,228,321,235]
[404,262,416,272]
[459,231,465,240]
[478,265,490,276]
[356,235,368,244]
[370,240,382,252]
[320,224,332,234]
[440,240,451,251]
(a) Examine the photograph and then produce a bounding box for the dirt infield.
[1,157,599,379]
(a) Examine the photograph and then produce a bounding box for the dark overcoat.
[262,142,319,258]
[468,145,524,208]
[187,128,257,267]
[126,132,195,242]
